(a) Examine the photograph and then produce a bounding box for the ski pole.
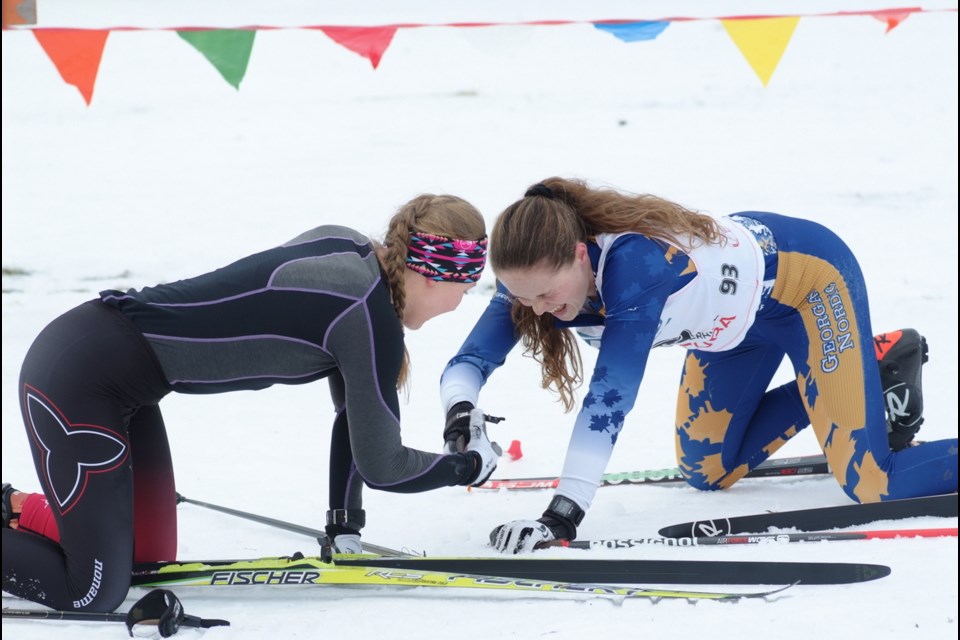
[2,609,127,622]
[3,588,230,636]
[175,493,417,556]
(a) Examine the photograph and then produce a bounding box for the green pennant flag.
[177,29,255,89]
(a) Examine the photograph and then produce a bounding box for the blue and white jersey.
[441,214,768,508]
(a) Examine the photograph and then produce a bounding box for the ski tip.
[861,564,892,582]
[786,564,891,585]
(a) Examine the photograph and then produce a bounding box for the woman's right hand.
[464,407,501,486]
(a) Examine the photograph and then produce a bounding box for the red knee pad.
[18,493,61,542]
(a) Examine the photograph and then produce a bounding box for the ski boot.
[874,329,928,451]
[2,483,16,528]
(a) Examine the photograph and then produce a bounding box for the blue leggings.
[674,213,957,502]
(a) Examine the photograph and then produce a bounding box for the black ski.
[331,555,890,585]
[659,493,958,538]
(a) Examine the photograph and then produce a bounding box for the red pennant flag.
[33,29,109,105]
[871,9,914,33]
[316,26,397,69]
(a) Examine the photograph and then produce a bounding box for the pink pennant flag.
[316,25,398,69]
[870,9,915,33]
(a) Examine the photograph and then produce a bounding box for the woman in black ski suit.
[2,194,500,612]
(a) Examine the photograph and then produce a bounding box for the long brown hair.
[490,177,722,411]
[376,194,485,389]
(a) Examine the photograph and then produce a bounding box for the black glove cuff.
[539,495,585,540]
[461,451,483,485]
[325,508,365,537]
[444,401,475,440]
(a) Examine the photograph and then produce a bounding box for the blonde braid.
[377,194,487,390]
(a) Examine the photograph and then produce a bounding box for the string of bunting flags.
[1,5,956,105]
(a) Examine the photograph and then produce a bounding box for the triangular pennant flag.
[33,29,109,105]
[593,21,670,43]
[721,16,800,86]
[317,26,398,69]
[177,29,256,89]
[871,9,914,33]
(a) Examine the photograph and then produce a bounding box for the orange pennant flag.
[317,26,398,69]
[33,29,109,105]
[721,16,800,86]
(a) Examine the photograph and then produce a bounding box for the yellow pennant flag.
[721,16,800,86]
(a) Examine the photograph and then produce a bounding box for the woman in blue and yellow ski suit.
[439,177,958,553]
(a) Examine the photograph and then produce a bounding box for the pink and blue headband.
[405,232,488,283]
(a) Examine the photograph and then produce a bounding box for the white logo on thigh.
[24,390,127,511]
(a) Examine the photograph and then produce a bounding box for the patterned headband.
[405,232,488,283]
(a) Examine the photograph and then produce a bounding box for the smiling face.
[496,242,594,322]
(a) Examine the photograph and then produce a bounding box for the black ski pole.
[175,493,416,556]
[3,608,127,622]
[3,588,230,636]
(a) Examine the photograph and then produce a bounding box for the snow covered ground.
[2,1,957,638]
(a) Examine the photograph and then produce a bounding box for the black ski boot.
[2,483,16,528]
[874,329,929,451]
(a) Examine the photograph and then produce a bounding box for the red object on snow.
[507,439,523,461]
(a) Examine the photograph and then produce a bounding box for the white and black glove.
[490,495,585,554]
[443,401,475,454]
[463,407,502,487]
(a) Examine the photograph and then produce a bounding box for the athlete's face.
[497,243,594,322]
[403,274,476,330]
